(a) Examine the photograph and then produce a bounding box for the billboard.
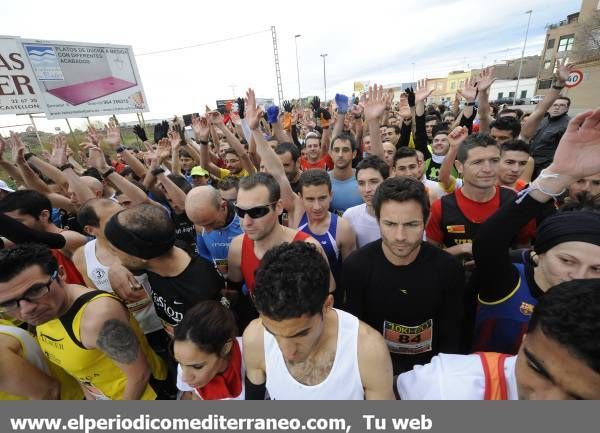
[2,36,149,119]
[0,36,45,114]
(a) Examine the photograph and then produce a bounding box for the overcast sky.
[1,0,581,133]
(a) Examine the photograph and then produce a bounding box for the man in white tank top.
[243,242,394,400]
[71,199,162,336]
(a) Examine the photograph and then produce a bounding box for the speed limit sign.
[565,70,583,88]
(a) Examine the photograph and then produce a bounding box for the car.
[492,97,527,106]
[530,95,544,104]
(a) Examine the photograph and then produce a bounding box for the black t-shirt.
[343,240,466,374]
[146,256,222,330]
[172,211,198,256]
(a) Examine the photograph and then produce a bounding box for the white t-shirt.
[343,203,381,248]
[397,353,518,400]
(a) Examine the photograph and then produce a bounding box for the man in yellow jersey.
[0,244,170,400]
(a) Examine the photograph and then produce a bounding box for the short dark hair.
[498,108,518,118]
[299,169,331,194]
[442,111,455,121]
[77,198,116,229]
[556,96,571,107]
[330,131,357,151]
[82,167,103,182]
[528,278,600,373]
[456,133,499,163]
[0,243,57,282]
[218,176,240,192]
[0,190,52,219]
[179,150,192,159]
[501,139,530,155]
[372,177,430,221]
[425,115,440,125]
[254,242,330,320]
[114,203,175,245]
[490,117,521,138]
[167,174,192,194]
[223,148,240,158]
[239,172,280,202]
[275,142,300,162]
[393,147,418,165]
[386,125,401,135]
[432,125,449,139]
[173,300,237,357]
[355,155,389,180]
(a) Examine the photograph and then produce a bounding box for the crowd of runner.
[0,60,599,400]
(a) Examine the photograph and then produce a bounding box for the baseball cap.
[0,180,15,193]
[190,166,209,177]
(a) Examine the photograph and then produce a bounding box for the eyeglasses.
[0,270,57,313]
[234,202,276,219]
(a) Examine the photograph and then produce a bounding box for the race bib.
[383,319,433,355]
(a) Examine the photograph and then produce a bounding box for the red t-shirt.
[426,187,535,245]
[240,231,311,295]
[299,154,333,171]
[51,249,85,285]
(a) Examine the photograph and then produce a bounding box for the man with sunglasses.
[226,90,336,304]
[0,243,169,400]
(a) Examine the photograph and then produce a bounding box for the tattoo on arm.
[96,319,140,364]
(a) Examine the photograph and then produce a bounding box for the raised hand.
[414,79,434,103]
[191,115,210,141]
[555,59,575,84]
[230,111,242,126]
[153,120,169,143]
[236,97,245,119]
[266,105,280,124]
[283,100,293,113]
[49,134,68,167]
[207,111,224,126]
[84,143,109,172]
[167,130,182,149]
[0,135,7,162]
[87,126,101,146]
[458,76,478,102]
[133,124,148,142]
[447,126,469,149]
[105,120,121,149]
[404,87,416,108]
[335,93,349,114]
[361,84,390,121]
[245,88,264,131]
[398,93,412,119]
[548,109,600,181]
[476,67,496,93]
[311,96,321,114]
[156,138,172,163]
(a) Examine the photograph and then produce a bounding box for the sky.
[1,0,582,133]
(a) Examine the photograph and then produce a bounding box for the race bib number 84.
[383,319,433,355]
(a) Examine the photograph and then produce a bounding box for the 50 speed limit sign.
[565,70,583,88]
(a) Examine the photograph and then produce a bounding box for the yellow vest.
[36,291,166,400]
[0,320,82,400]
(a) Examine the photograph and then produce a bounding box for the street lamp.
[514,9,533,106]
[294,35,302,106]
[320,53,328,102]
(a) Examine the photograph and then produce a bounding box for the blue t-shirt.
[195,213,243,279]
[328,171,362,215]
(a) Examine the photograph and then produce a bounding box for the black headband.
[104,210,175,260]
[535,211,600,254]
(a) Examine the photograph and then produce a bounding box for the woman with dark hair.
[173,300,245,400]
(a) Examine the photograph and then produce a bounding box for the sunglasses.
[234,202,277,219]
[0,270,57,313]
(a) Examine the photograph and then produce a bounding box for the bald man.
[185,186,243,280]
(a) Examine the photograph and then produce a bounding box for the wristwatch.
[101,167,115,178]
[198,140,209,145]
[464,101,477,107]
[58,163,73,171]
[115,146,125,153]
[151,167,165,177]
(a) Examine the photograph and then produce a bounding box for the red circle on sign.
[565,70,583,88]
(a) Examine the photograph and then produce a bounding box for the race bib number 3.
[383,319,433,355]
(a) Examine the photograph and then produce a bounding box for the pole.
[514,10,533,106]
[28,114,43,148]
[320,53,328,102]
[64,118,76,145]
[294,35,302,106]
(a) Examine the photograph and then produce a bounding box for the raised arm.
[521,60,573,139]
[211,111,257,175]
[361,84,390,160]
[193,116,223,177]
[0,135,25,185]
[438,126,468,190]
[246,88,302,223]
[475,67,497,134]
